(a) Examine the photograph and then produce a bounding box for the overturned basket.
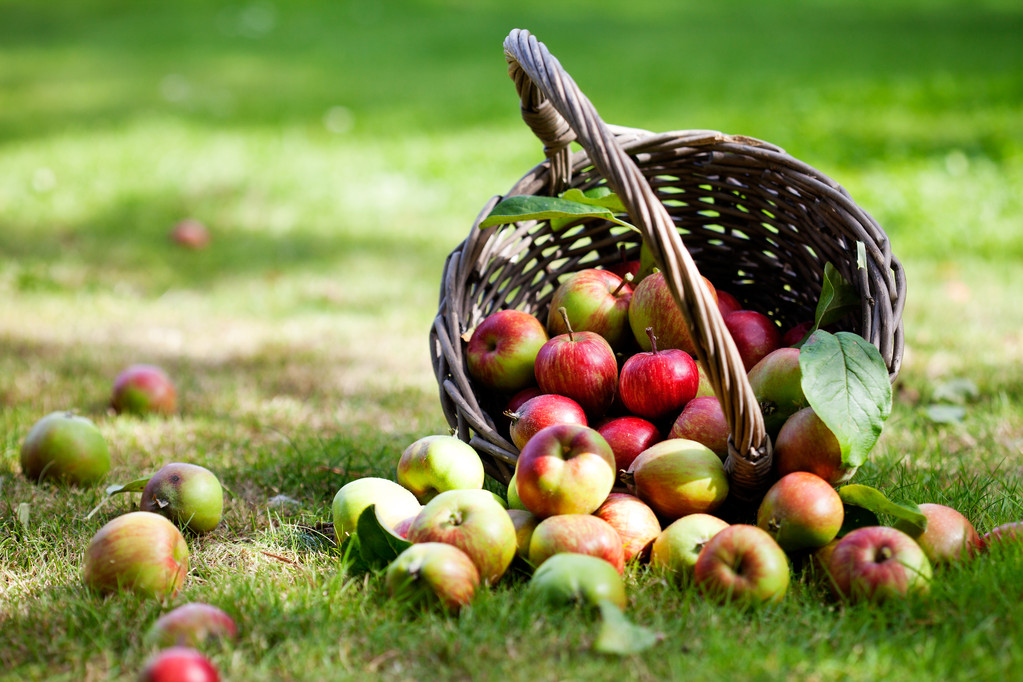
[431,29,905,505]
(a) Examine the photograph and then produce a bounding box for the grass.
[1,0,1022,679]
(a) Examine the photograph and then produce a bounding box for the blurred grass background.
[1,1,1022,680]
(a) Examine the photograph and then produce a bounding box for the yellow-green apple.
[773,407,856,485]
[396,435,485,503]
[982,521,1023,550]
[827,526,932,602]
[716,290,742,317]
[508,508,541,561]
[505,470,525,510]
[111,363,178,416]
[528,513,625,573]
[506,394,588,451]
[756,472,844,553]
[385,542,480,613]
[83,511,189,599]
[331,477,422,539]
[624,439,729,521]
[618,328,699,421]
[141,463,224,534]
[515,423,617,518]
[650,513,729,582]
[593,493,661,563]
[526,552,627,609]
[140,646,219,682]
[596,416,662,474]
[627,271,718,356]
[894,503,982,565]
[147,603,237,648]
[546,268,633,350]
[693,524,790,604]
[407,489,517,584]
[669,395,730,461]
[747,347,808,438]
[169,218,211,250]
[20,411,111,486]
[723,310,782,372]
[534,317,619,417]
[465,309,548,393]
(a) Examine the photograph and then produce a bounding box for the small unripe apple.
[147,603,238,648]
[527,552,627,610]
[20,411,111,486]
[141,463,224,534]
[83,511,189,599]
[111,364,178,416]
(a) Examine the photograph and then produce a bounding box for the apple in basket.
[396,434,486,504]
[723,310,782,372]
[527,513,626,574]
[534,311,619,417]
[627,271,718,356]
[618,328,699,422]
[623,438,729,521]
[746,347,808,438]
[465,309,548,393]
[505,393,588,451]
[668,395,730,462]
[596,415,662,474]
[773,407,857,486]
[546,268,633,350]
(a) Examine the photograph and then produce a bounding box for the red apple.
[384,542,480,613]
[546,268,633,350]
[83,511,189,599]
[982,521,1023,550]
[465,309,548,393]
[527,513,626,574]
[140,463,224,534]
[782,320,814,347]
[716,290,742,317]
[534,316,619,417]
[604,244,640,281]
[506,394,588,451]
[668,395,730,461]
[169,219,211,250]
[147,603,238,648]
[140,646,219,682]
[111,363,178,416]
[527,552,627,610]
[693,524,790,604]
[624,438,729,521]
[627,271,718,356]
[514,423,617,518]
[618,328,699,421]
[596,416,662,474]
[506,386,543,413]
[650,513,730,581]
[723,310,782,371]
[407,489,517,585]
[20,410,111,486]
[827,526,932,603]
[894,503,982,565]
[593,493,662,563]
[773,407,856,486]
[747,347,808,438]
[756,472,844,553]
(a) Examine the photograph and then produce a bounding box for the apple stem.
[645,327,659,354]
[503,409,521,423]
[611,276,630,297]
[558,307,575,341]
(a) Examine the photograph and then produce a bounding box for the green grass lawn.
[2,1,1022,680]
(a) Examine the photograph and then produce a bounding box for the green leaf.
[479,195,636,232]
[104,476,152,496]
[559,187,628,213]
[635,242,658,282]
[813,263,860,330]
[593,600,660,655]
[800,330,893,468]
[923,404,967,424]
[931,377,979,405]
[356,504,413,570]
[838,484,927,534]
[838,504,879,537]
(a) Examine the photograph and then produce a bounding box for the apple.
[546,268,633,350]
[528,513,626,573]
[465,309,548,393]
[505,471,526,510]
[693,524,790,604]
[650,513,730,581]
[139,646,219,682]
[668,395,730,461]
[894,503,982,565]
[827,526,932,603]
[83,511,189,599]
[147,602,238,648]
[716,290,742,317]
[514,423,617,518]
[693,361,716,398]
[782,320,814,347]
[593,493,662,563]
[169,219,211,250]
[392,514,416,539]
[20,411,111,486]
[618,328,699,421]
[526,552,627,610]
[407,489,517,584]
[723,310,782,372]
[111,363,178,417]
[604,244,641,281]
[396,434,485,503]
[773,407,856,486]
[140,463,224,534]
[982,521,1023,550]
[747,347,808,438]
[624,439,729,521]
[506,393,588,451]
[627,271,718,356]
[756,472,844,553]
[508,508,541,561]
[385,542,480,613]
[596,416,662,474]
[534,314,619,417]
[331,477,422,539]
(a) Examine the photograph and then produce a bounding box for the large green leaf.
[355,504,413,570]
[593,600,660,655]
[479,194,635,232]
[838,484,927,535]
[800,330,892,468]
[814,263,860,330]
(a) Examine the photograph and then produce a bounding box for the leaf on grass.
[800,330,893,468]
[17,502,30,528]
[356,504,413,570]
[593,600,660,655]
[479,195,635,232]
[84,476,154,520]
[813,263,860,330]
[838,484,927,534]
[931,378,979,405]
[923,404,967,424]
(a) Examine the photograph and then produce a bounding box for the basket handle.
[503,29,771,501]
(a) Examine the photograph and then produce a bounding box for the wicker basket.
[430,29,905,506]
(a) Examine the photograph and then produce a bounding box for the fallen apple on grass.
[20,410,111,486]
[894,502,982,565]
[111,363,178,417]
[693,524,790,605]
[982,521,1023,550]
[526,552,627,610]
[756,471,844,553]
[826,526,932,603]
[332,477,422,540]
[593,493,661,563]
[396,434,485,504]
[139,646,219,682]
[650,513,730,583]
[169,219,211,250]
[528,513,626,574]
[83,511,189,599]
[385,542,480,613]
[141,463,224,534]
[147,602,238,648]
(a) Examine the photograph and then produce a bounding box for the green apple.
[332,477,422,539]
[140,463,224,534]
[650,513,730,581]
[396,435,485,504]
[20,411,111,486]
[747,347,807,438]
[508,509,541,561]
[624,438,729,521]
[83,511,189,599]
[506,471,526,510]
[527,552,627,610]
[385,542,480,613]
